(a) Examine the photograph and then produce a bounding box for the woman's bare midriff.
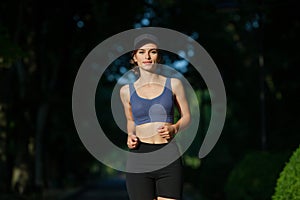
[135,122,171,144]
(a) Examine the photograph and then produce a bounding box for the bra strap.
[165,77,172,91]
[129,83,135,97]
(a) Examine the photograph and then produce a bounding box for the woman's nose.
[145,52,151,59]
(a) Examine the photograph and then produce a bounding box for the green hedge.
[272,145,300,200]
[225,151,289,200]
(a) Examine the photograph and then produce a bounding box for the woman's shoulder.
[120,84,131,102]
[170,77,182,86]
[120,84,130,96]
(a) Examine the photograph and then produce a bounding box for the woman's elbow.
[185,113,192,126]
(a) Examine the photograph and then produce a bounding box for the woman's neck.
[138,69,160,83]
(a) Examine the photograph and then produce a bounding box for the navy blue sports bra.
[129,78,174,126]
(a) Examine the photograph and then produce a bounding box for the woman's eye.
[150,50,157,54]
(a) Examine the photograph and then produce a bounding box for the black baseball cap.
[134,33,159,50]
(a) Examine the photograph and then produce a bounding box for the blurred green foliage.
[0,28,25,69]
[225,151,290,200]
[272,145,300,200]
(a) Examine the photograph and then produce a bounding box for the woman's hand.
[127,134,139,149]
[157,124,178,140]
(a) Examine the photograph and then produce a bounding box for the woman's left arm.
[158,78,191,139]
[171,78,191,133]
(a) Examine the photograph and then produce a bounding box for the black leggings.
[126,142,183,200]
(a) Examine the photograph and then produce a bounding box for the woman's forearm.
[173,114,191,134]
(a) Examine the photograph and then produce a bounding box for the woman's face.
[133,43,158,72]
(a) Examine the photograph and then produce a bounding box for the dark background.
[0,0,299,199]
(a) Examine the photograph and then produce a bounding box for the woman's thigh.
[126,172,156,200]
[155,158,183,199]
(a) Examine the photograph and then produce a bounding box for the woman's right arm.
[120,85,138,149]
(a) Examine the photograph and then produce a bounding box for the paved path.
[63,177,129,200]
[62,176,195,200]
